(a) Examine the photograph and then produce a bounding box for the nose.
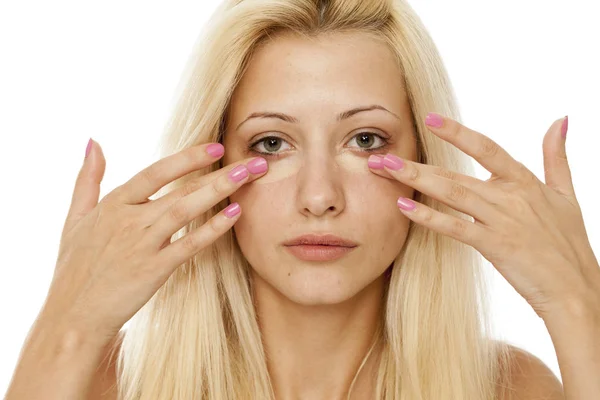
[295,150,345,218]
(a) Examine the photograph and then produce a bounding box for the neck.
[251,270,387,400]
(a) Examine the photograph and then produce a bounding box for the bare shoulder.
[88,330,125,400]
[499,342,565,400]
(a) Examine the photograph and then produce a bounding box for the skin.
[222,31,418,399]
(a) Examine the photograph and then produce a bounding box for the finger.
[144,156,268,222]
[107,143,225,205]
[153,202,241,272]
[395,196,493,252]
[543,116,576,199]
[62,138,106,237]
[424,113,532,183]
[368,154,487,192]
[368,153,507,206]
[145,162,253,248]
[376,153,503,226]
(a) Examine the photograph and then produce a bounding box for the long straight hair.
[110,1,515,398]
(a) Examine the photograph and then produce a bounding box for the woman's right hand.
[38,140,267,345]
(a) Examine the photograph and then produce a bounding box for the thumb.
[62,138,106,236]
[543,115,575,199]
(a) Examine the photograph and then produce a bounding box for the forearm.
[4,316,110,400]
[544,295,600,399]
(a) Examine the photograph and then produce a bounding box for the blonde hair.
[110,0,516,398]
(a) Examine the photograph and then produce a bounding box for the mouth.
[284,244,356,262]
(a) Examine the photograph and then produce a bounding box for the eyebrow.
[235,104,401,132]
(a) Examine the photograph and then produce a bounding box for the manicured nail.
[85,138,93,159]
[383,153,405,170]
[206,143,225,158]
[247,157,268,174]
[224,202,241,218]
[228,165,249,182]
[425,112,444,128]
[561,115,568,139]
[397,197,416,211]
[368,154,384,169]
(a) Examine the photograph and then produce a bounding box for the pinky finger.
[396,197,489,249]
[155,202,241,269]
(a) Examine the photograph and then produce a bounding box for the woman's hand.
[40,140,268,344]
[368,113,600,320]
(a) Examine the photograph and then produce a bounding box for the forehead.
[227,31,408,122]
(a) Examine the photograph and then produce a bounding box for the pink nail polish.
[224,202,241,218]
[85,138,93,158]
[383,153,404,170]
[206,143,225,157]
[425,112,444,128]
[397,197,416,211]
[228,165,249,182]
[247,157,268,174]
[368,155,384,169]
[561,116,568,139]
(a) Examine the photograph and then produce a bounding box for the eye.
[347,132,390,152]
[248,132,390,158]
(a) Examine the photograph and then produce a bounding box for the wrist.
[32,311,114,356]
[543,292,600,336]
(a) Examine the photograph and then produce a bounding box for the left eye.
[249,132,390,157]
[347,132,389,151]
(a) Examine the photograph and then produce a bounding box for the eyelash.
[247,132,391,158]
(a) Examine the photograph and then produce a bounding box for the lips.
[283,233,358,248]
[284,244,356,262]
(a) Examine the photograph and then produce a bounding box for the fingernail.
[85,138,93,159]
[206,143,225,158]
[247,157,268,174]
[228,165,249,182]
[383,153,405,170]
[425,112,444,128]
[224,202,241,218]
[368,154,384,169]
[397,197,416,211]
[561,115,568,139]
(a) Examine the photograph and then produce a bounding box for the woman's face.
[222,31,418,305]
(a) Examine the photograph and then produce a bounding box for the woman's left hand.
[368,112,600,320]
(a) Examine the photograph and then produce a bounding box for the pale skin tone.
[5,16,582,400]
[84,31,571,399]
[222,31,417,399]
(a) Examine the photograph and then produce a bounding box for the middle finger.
[145,156,268,221]
[370,153,503,226]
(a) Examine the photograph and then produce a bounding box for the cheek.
[229,177,287,251]
[348,173,412,246]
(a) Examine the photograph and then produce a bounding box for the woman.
[6,0,598,399]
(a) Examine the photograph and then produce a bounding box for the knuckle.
[167,201,190,224]
[446,183,468,203]
[496,233,518,258]
[180,233,200,253]
[407,165,421,182]
[421,207,434,224]
[446,120,462,139]
[207,214,223,235]
[140,165,160,188]
[179,179,202,199]
[435,167,459,181]
[477,136,499,159]
[211,174,231,198]
[449,218,468,237]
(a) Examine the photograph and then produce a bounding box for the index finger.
[106,143,225,205]
[424,113,529,182]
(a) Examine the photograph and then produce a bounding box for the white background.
[1,0,598,394]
